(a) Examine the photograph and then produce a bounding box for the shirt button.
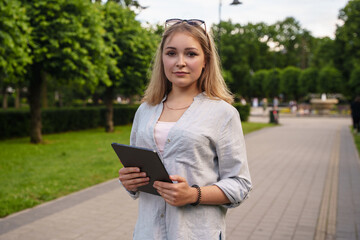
[167,139,171,143]
[160,214,164,218]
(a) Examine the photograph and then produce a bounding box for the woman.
[118,19,252,240]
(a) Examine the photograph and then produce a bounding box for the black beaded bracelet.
[191,184,201,206]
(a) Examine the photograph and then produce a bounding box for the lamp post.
[218,0,242,58]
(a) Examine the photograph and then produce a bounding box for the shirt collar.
[161,92,205,103]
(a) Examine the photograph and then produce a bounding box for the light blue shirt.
[127,92,252,240]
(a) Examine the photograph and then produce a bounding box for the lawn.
[351,127,360,155]
[0,122,273,217]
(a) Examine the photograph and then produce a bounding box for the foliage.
[102,2,159,97]
[264,68,281,98]
[310,37,336,68]
[335,0,360,80]
[349,65,360,97]
[0,0,31,85]
[233,103,251,122]
[269,17,314,69]
[298,67,319,97]
[318,65,344,94]
[250,69,268,98]
[24,0,110,87]
[0,105,139,139]
[280,66,301,100]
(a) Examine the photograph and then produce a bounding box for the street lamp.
[218,0,242,57]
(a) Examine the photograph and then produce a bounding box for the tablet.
[111,143,172,196]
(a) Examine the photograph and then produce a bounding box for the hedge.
[233,103,250,122]
[0,104,250,140]
[0,105,139,140]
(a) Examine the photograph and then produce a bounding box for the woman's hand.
[118,167,149,192]
[153,175,197,207]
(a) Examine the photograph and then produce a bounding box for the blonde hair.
[142,22,233,105]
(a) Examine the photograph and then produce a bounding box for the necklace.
[165,101,192,110]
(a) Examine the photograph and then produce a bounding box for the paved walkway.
[0,116,359,240]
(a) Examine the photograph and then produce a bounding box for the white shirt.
[127,92,252,240]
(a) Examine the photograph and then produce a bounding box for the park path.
[0,116,359,240]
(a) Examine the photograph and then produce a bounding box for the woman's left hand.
[153,175,197,207]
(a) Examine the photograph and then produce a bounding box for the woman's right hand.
[118,167,150,192]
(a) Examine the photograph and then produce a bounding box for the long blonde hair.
[142,21,233,105]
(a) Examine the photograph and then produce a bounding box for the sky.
[135,0,349,39]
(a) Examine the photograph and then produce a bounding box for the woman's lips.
[173,71,189,76]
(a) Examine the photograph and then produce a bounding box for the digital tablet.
[111,143,172,196]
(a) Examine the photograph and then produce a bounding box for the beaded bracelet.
[191,184,201,206]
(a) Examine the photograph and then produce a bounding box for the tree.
[280,66,301,101]
[0,0,31,109]
[264,68,281,99]
[269,17,314,69]
[23,0,110,143]
[101,1,158,132]
[251,69,268,98]
[228,64,252,100]
[310,37,336,69]
[318,65,344,94]
[298,67,319,98]
[335,0,360,98]
[349,65,360,98]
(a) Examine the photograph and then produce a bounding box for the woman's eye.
[187,52,198,57]
[166,51,176,56]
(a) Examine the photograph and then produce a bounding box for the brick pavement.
[0,116,357,240]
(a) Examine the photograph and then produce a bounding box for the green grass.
[0,125,131,218]
[0,122,273,217]
[351,127,360,155]
[241,121,275,135]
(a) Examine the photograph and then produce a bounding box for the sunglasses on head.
[165,18,206,33]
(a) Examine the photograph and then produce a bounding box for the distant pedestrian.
[351,96,360,133]
[273,97,279,110]
[118,18,252,239]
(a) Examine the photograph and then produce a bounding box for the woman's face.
[162,32,205,91]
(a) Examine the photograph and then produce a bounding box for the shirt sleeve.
[122,105,142,199]
[213,109,252,208]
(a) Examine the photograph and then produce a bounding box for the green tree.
[349,65,360,97]
[269,17,314,69]
[0,0,31,109]
[251,69,268,98]
[280,66,301,101]
[335,0,360,99]
[318,65,344,94]
[228,64,251,99]
[264,68,281,98]
[298,67,319,100]
[310,37,336,69]
[23,0,110,143]
[101,1,158,132]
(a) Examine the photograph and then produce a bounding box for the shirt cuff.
[214,178,251,208]
[118,179,139,199]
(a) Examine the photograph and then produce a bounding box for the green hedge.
[0,103,250,140]
[0,105,139,140]
[233,103,250,122]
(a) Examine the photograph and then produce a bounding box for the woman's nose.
[176,55,186,67]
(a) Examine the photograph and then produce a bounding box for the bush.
[233,103,250,122]
[0,103,249,140]
[0,105,139,140]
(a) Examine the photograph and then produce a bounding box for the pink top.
[154,121,176,155]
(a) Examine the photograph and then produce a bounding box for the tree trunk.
[15,87,20,109]
[2,87,8,109]
[41,72,48,108]
[29,64,44,143]
[104,86,114,133]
